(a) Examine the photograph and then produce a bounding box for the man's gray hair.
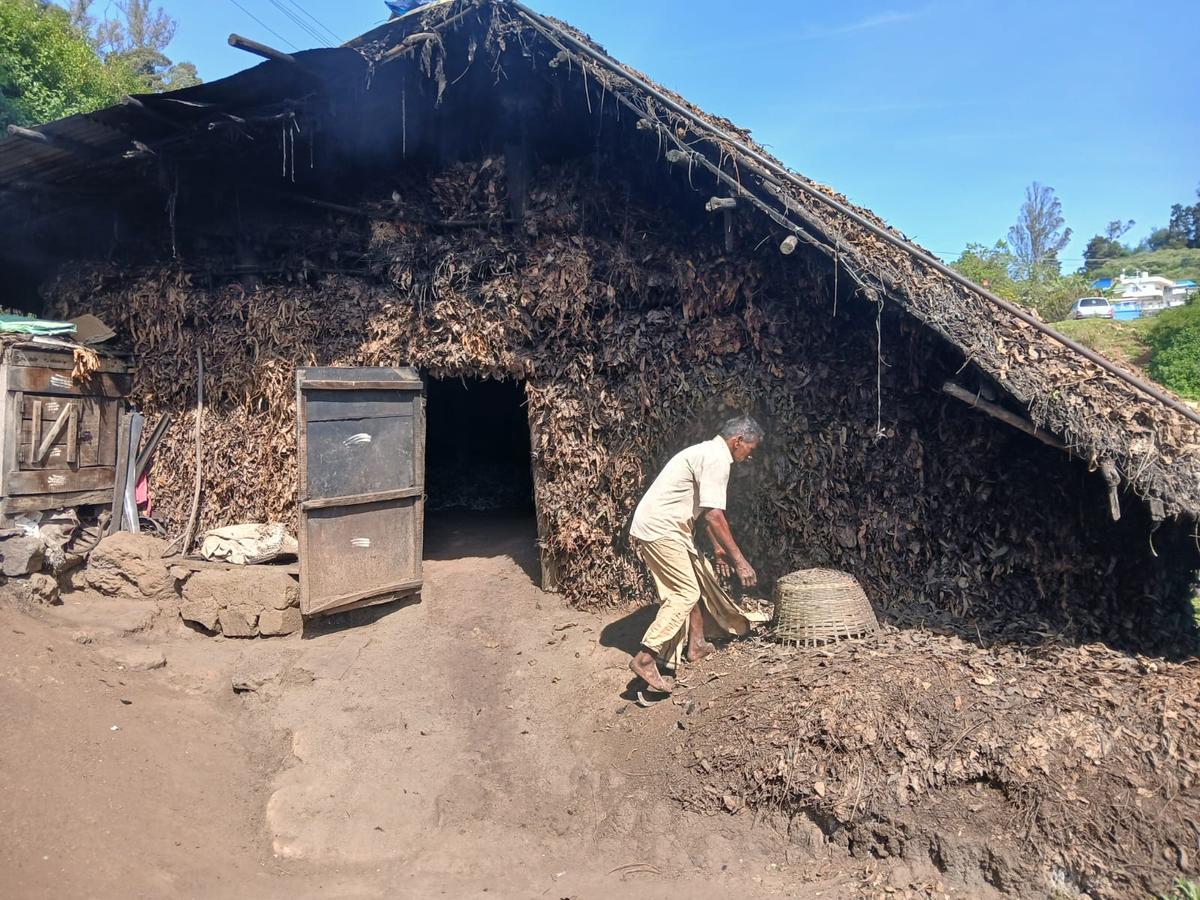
[719,414,765,443]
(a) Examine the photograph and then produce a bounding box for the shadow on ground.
[303,596,421,639]
[599,603,657,657]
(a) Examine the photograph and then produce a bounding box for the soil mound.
[665,628,1200,898]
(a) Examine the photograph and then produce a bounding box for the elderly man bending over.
[628,415,767,693]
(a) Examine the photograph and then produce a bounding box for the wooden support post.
[381,32,438,62]
[942,381,1065,451]
[527,414,561,593]
[665,149,689,164]
[1100,462,1121,522]
[228,34,297,65]
[120,96,183,131]
[779,235,799,255]
[180,350,205,554]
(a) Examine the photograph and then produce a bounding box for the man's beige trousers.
[635,537,767,670]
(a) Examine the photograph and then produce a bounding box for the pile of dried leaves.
[42,155,1196,650]
[667,630,1200,898]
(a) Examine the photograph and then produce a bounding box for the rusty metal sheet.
[297,366,425,618]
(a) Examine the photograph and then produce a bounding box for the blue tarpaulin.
[0,314,76,335]
[1112,302,1141,322]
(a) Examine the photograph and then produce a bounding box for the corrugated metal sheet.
[0,47,369,194]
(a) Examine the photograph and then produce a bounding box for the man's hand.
[734,558,757,589]
[703,509,756,588]
[713,546,732,579]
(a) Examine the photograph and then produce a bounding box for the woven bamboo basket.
[772,568,879,646]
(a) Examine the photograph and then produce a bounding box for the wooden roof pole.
[942,381,1065,452]
[228,34,297,65]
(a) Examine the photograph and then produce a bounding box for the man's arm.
[704,519,732,578]
[701,508,757,588]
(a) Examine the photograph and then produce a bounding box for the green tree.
[69,0,200,93]
[1147,302,1200,399]
[1085,248,1200,284]
[1019,272,1092,323]
[1140,226,1180,252]
[1139,186,1200,252]
[0,0,137,127]
[951,241,1019,300]
[1081,219,1134,273]
[1007,182,1072,282]
[1167,187,1199,249]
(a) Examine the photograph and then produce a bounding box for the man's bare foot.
[688,640,716,662]
[629,654,674,693]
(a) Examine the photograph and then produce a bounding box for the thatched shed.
[1,0,1196,650]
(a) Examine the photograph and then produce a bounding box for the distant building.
[1089,271,1197,320]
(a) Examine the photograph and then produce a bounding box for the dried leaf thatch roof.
[347,0,1200,520]
[2,0,1197,520]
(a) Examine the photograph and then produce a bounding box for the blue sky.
[121,0,1200,266]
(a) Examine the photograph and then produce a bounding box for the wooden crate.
[0,345,129,519]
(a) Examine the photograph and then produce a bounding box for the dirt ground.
[13,512,1182,898]
[2,513,891,900]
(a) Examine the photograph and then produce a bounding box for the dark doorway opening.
[423,376,540,582]
[424,377,534,514]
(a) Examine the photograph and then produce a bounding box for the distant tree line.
[952,182,1200,322]
[0,0,198,128]
[68,0,199,93]
[951,182,1088,322]
[1082,187,1200,271]
[950,181,1200,399]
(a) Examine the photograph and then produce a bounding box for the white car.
[1069,297,1113,320]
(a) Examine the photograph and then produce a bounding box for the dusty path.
[2,514,855,898]
[259,513,834,896]
[0,607,282,899]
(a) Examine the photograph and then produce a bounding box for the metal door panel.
[302,498,420,616]
[303,415,415,499]
[297,367,425,618]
